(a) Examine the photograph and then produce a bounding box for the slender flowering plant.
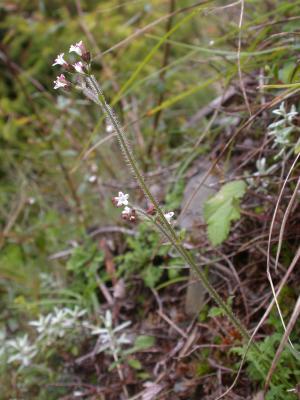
[51,42,260,350]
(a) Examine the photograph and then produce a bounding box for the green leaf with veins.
[204,181,247,246]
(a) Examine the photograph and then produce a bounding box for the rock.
[252,391,264,400]
[178,168,218,317]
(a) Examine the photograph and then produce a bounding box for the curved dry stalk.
[264,295,300,391]
[82,132,116,160]
[215,249,249,323]
[267,153,300,348]
[216,245,300,399]
[274,177,300,271]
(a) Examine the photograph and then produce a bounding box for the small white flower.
[69,40,85,56]
[73,392,84,397]
[106,123,114,133]
[27,197,36,205]
[53,74,68,90]
[122,206,131,216]
[114,192,129,207]
[88,175,97,183]
[164,212,174,224]
[73,61,85,74]
[52,53,67,67]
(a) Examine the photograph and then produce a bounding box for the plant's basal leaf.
[204,181,247,246]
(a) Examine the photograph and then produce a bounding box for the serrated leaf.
[204,181,246,246]
[142,265,163,288]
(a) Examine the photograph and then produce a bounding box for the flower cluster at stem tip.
[52,41,175,226]
[52,40,90,90]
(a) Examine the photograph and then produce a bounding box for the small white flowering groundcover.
[29,306,87,345]
[0,306,88,370]
[268,101,299,158]
[88,310,132,355]
[6,335,37,368]
[1,306,134,371]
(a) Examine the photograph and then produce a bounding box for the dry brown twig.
[267,153,300,348]
[264,295,300,392]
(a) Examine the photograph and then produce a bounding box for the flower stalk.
[51,42,259,350]
[87,74,253,344]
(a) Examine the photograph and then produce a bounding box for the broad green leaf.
[204,181,247,246]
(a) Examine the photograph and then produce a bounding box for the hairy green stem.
[88,74,255,346]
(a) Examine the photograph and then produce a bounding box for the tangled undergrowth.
[0,1,300,399]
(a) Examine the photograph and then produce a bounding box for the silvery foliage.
[0,306,87,369]
[5,334,37,369]
[247,157,277,189]
[39,272,60,290]
[29,306,87,346]
[1,308,132,370]
[86,310,132,356]
[268,102,299,159]
[247,102,299,189]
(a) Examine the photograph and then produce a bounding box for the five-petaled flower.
[164,212,174,224]
[113,192,129,207]
[69,40,86,57]
[52,53,67,67]
[73,61,85,74]
[53,74,69,90]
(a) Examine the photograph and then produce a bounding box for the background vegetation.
[0,0,300,399]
